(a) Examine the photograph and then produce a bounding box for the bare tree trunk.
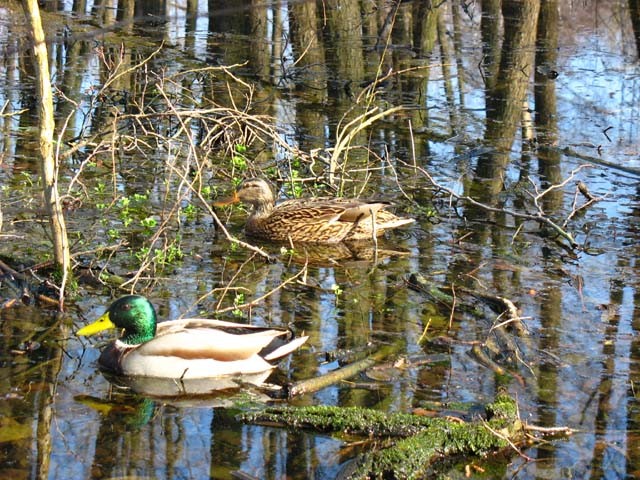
[476,0,540,200]
[630,0,640,58]
[480,0,502,94]
[437,4,457,133]
[21,0,71,300]
[484,0,541,152]
[450,0,466,107]
[535,0,559,147]
[413,0,439,56]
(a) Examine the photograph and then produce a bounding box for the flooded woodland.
[1,0,640,478]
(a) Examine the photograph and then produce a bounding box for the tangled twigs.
[399,159,603,250]
[464,287,534,382]
[166,159,273,261]
[527,164,607,233]
[408,272,533,381]
[563,180,607,228]
[480,292,527,338]
[329,105,405,186]
[0,259,60,308]
[216,262,308,315]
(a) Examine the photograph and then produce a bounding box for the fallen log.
[239,395,564,479]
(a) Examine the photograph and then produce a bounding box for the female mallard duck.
[215,178,414,243]
[77,295,308,380]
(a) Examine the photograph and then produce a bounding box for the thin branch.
[397,158,603,250]
[215,262,308,315]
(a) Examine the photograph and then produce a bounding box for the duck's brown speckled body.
[218,178,414,243]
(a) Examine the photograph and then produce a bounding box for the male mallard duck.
[77,295,308,380]
[215,178,414,243]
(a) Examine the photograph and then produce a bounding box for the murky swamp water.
[1,1,640,478]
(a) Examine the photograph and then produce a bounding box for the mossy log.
[240,395,523,479]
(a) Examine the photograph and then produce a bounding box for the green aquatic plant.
[94,181,107,194]
[232,292,245,317]
[140,216,157,232]
[181,203,197,221]
[232,154,247,171]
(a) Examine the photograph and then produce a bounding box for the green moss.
[345,421,511,480]
[243,397,519,438]
[240,395,524,480]
[240,405,445,437]
[486,394,518,419]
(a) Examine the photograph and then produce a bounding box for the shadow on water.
[1,0,640,478]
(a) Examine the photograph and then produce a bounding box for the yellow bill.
[77,312,117,336]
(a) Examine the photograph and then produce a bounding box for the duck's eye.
[121,303,132,311]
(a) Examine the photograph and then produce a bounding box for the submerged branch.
[408,271,533,383]
[559,146,640,177]
[286,344,400,398]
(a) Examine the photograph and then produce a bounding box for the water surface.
[1,1,640,478]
